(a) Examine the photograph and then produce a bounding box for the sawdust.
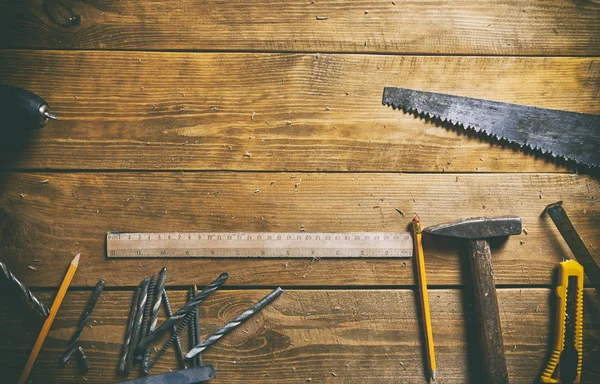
[243,151,252,157]
[20,193,26,198]
[28,266,37,271]
[316,16,328,20]
[40,179,49,184]
[395,208,405,217]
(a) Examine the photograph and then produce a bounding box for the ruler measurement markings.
[107,232,413,258]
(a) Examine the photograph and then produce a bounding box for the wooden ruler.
[106,232,413,258]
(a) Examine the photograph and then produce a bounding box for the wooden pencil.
[412,217,436,381]
[17,253,80,384]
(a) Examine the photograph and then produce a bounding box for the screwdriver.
[0,84,58,130]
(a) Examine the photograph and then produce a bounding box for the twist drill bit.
[149,268,167,332]
[145,293,196,374]
[162,289,187,369]
[143,268,167,369]
[61,279,106,364]
[139,276,155,365]
[186,287,283,359]
[125,278,150,374]
[77,346,91,374]
[119,286,141,374]
[190,286,202,367]
[138,273,228,349]
[0,261,50,317]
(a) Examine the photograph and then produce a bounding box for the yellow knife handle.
[541,260,584,383]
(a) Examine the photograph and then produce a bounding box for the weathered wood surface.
[1,52,599,171]
[0,289,598,383]
[1,0,599,55]
[1,172,598,287]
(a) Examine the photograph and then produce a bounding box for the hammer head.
[423,216,522,239]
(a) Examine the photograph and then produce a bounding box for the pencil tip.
[71,253,81,266]
[431,369,436,381]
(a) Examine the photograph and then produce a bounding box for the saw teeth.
[383,100,586,166]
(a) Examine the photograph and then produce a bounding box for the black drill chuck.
[0,84,58,130]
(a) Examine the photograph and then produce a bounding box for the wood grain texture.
[0,0,599,55]
[1,51,599,171]
[0,288,598,383]
[1,172,598,287]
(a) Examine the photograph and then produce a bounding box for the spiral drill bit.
[0,261,49,317]
[119,286,141,374]
[190,285,202,367]
[145,291,196,374]
[143,268,167,369]
[125,278,150,374]
[77,346,92,374]
[149,268,167,332]
[138,272,228,349]
[186,287,283,359]
[162,289,187,369]
[139,276,155,365]
[61,278,106,364]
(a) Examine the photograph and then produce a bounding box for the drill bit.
[138,273,228,349]
[186,287,283,359]
[143,268,167,370]
[190,285,202,367]
[61,279,106,364]
[139,276,155,366]
[162,289,187,369]
[125,278,150,374]
[149,268,167,332]
[77,346,92,374]
[0,261,50,317]
[145,292,196,374]
[119,286,141,374]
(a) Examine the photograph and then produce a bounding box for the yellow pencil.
[413,217,436,381]
[18,253,80,384]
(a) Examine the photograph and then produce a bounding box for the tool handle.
[0,84,51,130]
[468,239,509,384]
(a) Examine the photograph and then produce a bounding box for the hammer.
[424,216,522,384]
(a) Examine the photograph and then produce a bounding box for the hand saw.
[382,87,600,167]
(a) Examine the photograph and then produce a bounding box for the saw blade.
[382,87,600,167]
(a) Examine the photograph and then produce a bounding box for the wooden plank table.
[0,1,599,383]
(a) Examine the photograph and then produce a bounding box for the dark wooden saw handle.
[468,239,510,384]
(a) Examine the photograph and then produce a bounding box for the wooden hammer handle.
[468,239,509,384]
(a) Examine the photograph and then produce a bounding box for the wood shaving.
[251,112,255,120]
[20,193,26,198]
[28,266,37,271]
[316,16,328,20]
[243,151,252,157]
[39,180,49,184]
[395,208,405,217]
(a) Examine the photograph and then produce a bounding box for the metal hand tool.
[119,287,142,374]
[145,293,195,374]
[382,87,600,167]
[191,285,202,367]
[424,216,522,384]
[107,231,413,258]
[545,201,600,295]
[62,278,106,363]
[162,289,187,369]
[186,287,283,359]
[125,278,151,374]
[139,276,155,365]
[541,260,584,384]
[0,261,50,317]
[0,84,58,130]
[115,364,216,384]
[138,273,228,349]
